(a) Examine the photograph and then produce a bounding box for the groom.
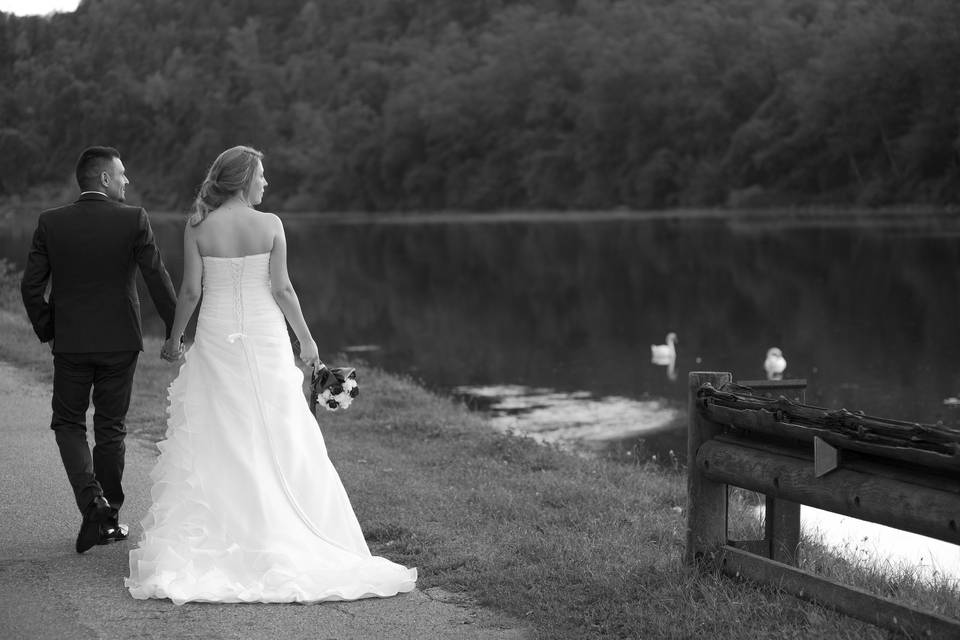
[20,146,179,553]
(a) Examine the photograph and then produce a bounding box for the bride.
[125,146,417,604]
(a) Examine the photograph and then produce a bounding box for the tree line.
[1,0,958,212]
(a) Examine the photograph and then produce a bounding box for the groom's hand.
[160,337,184,362]
[160,348,183,362]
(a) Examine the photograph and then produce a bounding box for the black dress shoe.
[98,522,129,544]
[76,496,112,553]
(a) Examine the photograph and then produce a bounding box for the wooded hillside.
[2,0,958,211]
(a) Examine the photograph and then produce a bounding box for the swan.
[764,347,787,380]
[651,332,677,365]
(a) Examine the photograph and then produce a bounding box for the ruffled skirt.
[125,296,416,604]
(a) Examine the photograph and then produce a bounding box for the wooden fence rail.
[685,371,960,639]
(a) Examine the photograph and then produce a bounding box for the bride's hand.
[299,338,321,371]
[161,337,184,362]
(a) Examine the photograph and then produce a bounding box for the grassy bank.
[1,262,956,639]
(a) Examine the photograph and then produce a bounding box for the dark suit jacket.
[20,192,177,353]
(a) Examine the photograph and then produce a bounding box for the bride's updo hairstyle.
[189,145,264,226]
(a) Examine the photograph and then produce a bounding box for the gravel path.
[0,361,531,640]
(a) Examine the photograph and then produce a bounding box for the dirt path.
[0,361,531,640]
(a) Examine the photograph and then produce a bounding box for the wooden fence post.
[740,378,806,566]
[686,371,732,565]
[765,496,801,565]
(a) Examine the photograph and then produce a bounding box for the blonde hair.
[189,145,264,225]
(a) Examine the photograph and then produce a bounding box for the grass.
[1,259,957,639]
[727,487,960,625]
[797,528,960,621]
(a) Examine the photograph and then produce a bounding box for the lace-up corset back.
[198,253,283,339]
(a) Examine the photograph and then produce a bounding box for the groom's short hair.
[76,146,121,190]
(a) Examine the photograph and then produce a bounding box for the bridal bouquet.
[310,366,360,413]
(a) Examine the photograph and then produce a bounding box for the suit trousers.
[51,351,139,515]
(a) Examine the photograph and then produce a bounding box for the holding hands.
[161,336,185,362]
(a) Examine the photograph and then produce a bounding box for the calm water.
[5,208,960,463]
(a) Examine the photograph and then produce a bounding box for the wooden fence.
[686,371,960,638]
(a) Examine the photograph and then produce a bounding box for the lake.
[3,206,959,581]
[4,208,960,463]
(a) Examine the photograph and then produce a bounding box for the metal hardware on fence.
[685,371,960,639]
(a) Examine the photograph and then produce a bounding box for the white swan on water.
[651,333,677,365]
[764,347,787,380]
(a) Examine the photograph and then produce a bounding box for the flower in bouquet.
[311,366,360,413]
[320,375,359,411]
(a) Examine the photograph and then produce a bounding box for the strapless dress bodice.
[198,253,283,339]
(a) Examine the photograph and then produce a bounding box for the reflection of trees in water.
[147,214,960,426]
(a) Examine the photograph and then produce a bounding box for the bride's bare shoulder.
[255,210,283,227]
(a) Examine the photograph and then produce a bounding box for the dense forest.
[1,0,959,212]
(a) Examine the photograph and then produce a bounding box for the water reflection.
[265,209,960,465]
[453,384,680,452]
[4,209,960,464]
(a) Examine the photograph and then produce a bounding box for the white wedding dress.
[126,253,417,604]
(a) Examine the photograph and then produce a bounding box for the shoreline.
[5,202,959,227]
[161,204,960,226]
